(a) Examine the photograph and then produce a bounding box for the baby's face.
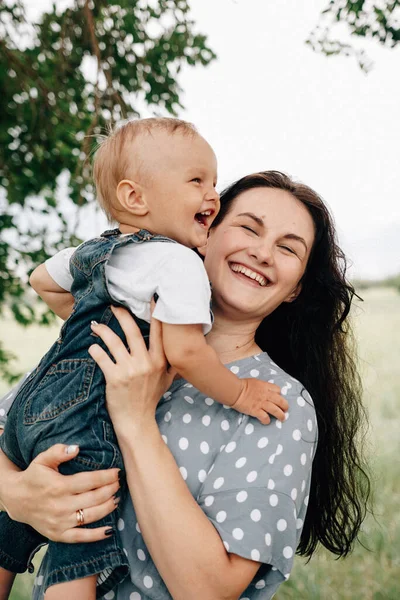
[138,131,220,248]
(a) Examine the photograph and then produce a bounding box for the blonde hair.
[93,117,198,222]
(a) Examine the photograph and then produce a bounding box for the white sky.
[26,0,400,279]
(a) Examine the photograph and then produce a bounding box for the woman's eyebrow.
[236,212,264,227]
[283,233,308,252]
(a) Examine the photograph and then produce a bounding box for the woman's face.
[202,187,315,322]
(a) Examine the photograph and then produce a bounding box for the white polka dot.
[283,546,293,559]
[200,441,210,454]
[161,435,168,444]
[276,444,283,455]
[277,519,287,531]
[143,575,153,589]
[270,368,277,374]
[223,404,231,410]
[232,528,244,540]
[117,518,125,531]
[184,395,194,404]
[255,579,266,589]
[204,495,214,506]
[301,453,307,465]
[265,533,272,546]
[223,541,230,551]
[284,464,293,476]
[137,549,146,561]
[202,415,211,426]
[104,592,115,599]
[245,423,254,435]
[285,411,290,421]
[291,488,298,501]
[164,411,171,422]
[268,478,275,490]
[179,466,188,480]
[230,365,240,374]
[292,429,301,441]
[123,547,128,556]
[236,490,248,503]
[301,480,306,492]
[251,549,261,561]
[235,457,247,468]
[296,518,303,529]
[205,397,214,406]
[269,494,278,507]
[135,522,141,533]
[275,420,282,429]
[250,369,260,377]
[268,453,275,464]
[257,436,268,448]
[198,469,207,482]
[182,413,191,424]
[225,441,236,453]
[297,396,306,407]
[307,419,313,431]
[213,477,225,490]
[238,415,243,425]
[0,409,5,417]
[251,509,261,522]
[246,470,258,483]
[130,593,141,600]
[304,495,309,506]
[179,437,189,450]
[163,391,172,399]
[221,420,230,431]
[184,382,193,388]
[216,511,227,523]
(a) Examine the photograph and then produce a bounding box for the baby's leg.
[44,574,96,600]
[0,568,16,600]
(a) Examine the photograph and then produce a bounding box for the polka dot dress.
[27,353,317,600]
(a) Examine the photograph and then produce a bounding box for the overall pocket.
[23,359,96,424]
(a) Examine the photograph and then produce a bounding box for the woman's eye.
[280,245,296,255]
[241,225,257,234]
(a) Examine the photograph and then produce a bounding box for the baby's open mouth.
[195,209,214,227]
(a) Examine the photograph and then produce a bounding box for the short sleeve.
[45,247,76,291]
[196,393,316,590]
[0,371,34,428]
[152,245,212,334]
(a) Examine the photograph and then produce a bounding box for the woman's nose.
[250,240,274,265]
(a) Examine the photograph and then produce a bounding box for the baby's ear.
[116,180,148,216]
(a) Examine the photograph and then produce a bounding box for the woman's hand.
[0,445,120,543]
[88,306,176,435]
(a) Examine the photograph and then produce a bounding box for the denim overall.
[0,228,175,596]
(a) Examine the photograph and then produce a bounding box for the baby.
[0,118,287,599]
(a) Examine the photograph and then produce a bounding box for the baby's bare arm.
[30,263,74,320]
[162,324,288,423]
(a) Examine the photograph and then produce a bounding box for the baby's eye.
[191,177,202,184]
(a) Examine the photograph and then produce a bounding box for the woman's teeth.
[230,263,268,286]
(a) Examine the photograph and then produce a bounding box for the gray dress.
[0,352,317,599]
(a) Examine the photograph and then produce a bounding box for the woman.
[0,171,369,599]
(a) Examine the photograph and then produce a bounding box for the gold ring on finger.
[76,508,85,525]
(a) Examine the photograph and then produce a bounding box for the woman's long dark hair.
[212,171,370,559]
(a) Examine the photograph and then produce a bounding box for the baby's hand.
[232,379,289,425]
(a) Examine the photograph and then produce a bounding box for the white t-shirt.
[45,240,212,334]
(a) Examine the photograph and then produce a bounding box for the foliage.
[352,273,400,292]
[0,0,215,381]
[308,0,400,71]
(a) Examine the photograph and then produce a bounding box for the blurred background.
[1,1,399,598]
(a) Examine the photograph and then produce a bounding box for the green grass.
[2,288,399,599]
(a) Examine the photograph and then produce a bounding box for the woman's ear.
[284,282,302,303]
[116,180,149,216]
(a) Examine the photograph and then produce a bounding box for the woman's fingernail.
[105,528,115,536]
[91,320,99,327]
[65,444,79,454]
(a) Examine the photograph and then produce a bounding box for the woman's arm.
[89,308,262,600]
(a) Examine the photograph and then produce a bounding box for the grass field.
[1,287,399,599]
